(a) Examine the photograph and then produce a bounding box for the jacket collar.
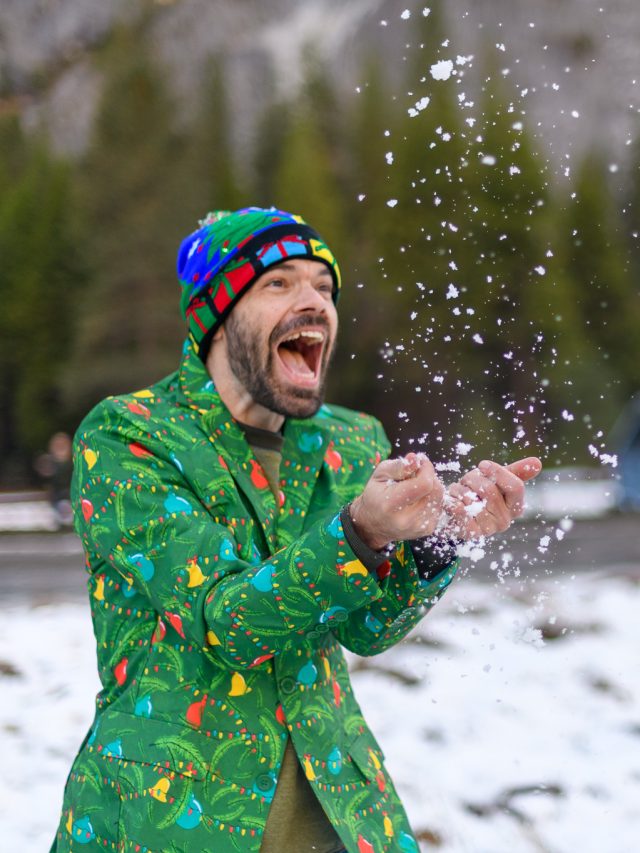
[176,340,331,552]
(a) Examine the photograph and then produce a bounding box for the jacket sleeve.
[73,401,386,670]
[329,419,459,656]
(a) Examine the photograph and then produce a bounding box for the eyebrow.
[266,261,333,277]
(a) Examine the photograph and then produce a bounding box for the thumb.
[506,456,542,482]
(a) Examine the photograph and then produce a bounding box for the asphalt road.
[0,514,638,606]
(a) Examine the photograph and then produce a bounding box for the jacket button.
[280,676,297,694]
[255,773,273,792]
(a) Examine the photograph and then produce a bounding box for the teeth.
[282,330,324,343]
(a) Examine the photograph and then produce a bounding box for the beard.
[224,312,336,419]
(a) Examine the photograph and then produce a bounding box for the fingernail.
[478,460,492,473]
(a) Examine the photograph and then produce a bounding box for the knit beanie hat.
[177,206,341,361]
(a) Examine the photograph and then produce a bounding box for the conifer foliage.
[1,15,639,484]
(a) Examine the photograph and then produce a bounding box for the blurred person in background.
[51,207,540,853]
[35,431,73,528]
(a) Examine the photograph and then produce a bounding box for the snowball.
[456,442,473,456]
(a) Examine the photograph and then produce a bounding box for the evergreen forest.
[1,13,640,487]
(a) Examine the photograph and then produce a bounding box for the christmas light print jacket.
[52,340,458,853]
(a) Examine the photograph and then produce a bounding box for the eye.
[316,281,334,296]
[265,277,285,289]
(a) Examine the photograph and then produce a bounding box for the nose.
[292,279,328,313]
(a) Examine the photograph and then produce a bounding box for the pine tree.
[64,29,189,414]
[0,131,85,483]
[563,150,640,428]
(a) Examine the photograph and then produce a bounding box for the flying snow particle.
[518,626,545,648]
[401,8,411,19]
[423,7,431,16]
[571,110,580,118]
[386,199,398,208]
[456,442,473,456]
[561,409,574,422]
[472,333,484,344]
[433,375,444,384]
[408,96,430,117]
[589,445,618,467]
[446,283,459,300]
[538,535,551,553]
[456,55,473,66]
[509,165,521,176]
[481,154,497,165]
[608,163,619,173]
[385,151,394,165]
[430,60,454,81]
[534,265,546,276]
[357,194,366,201]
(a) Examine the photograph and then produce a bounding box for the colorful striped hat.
[177,206,341,361]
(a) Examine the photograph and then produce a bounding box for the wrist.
[348,498,389,552]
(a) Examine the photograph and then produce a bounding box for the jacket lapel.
[176,340,278,554]
[277,416,331,547]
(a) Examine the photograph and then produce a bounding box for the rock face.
[0,0,638,167]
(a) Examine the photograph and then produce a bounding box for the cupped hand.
[444,456,542,541]
[349,452,446,550]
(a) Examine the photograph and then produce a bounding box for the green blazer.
[52,340,458,853]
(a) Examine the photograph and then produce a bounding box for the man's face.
[220,258,339,419]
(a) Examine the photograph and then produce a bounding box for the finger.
[476,462,526,515]
[447,482,477,506]
[505,456,542,482]
[374,454,421,482]
[396,454,442,503]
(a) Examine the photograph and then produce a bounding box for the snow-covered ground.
[1,568,638,852]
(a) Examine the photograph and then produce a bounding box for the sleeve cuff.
[409,536,459,581]
[340,504,390,573]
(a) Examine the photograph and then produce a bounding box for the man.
[53,207,540,853]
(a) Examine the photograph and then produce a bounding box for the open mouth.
[276,329,325,386]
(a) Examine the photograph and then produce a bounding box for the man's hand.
[444,457,542,540]
[349,452,445,550]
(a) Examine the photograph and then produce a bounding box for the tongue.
[279,347,314,377]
